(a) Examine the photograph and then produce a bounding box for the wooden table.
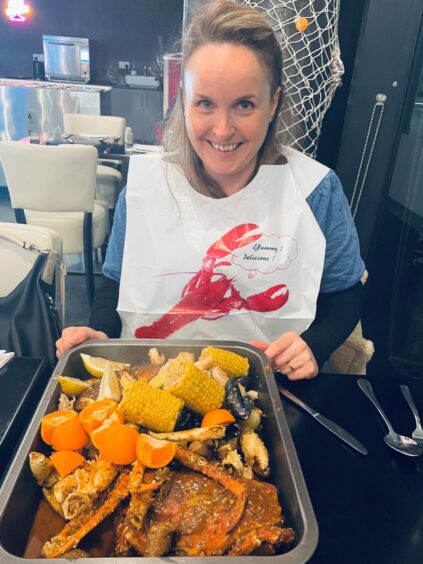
[280,365,423,563]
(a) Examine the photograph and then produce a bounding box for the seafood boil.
[29,346,295,558]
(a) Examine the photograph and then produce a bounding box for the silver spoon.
[357,379,423,457]
[400,385,423,443]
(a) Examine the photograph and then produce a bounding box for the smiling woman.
[57,0,366,382]
[164,0,284,198]
[183,43,280,195]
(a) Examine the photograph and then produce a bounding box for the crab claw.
[207,224,262,259]
[245,284,289,312]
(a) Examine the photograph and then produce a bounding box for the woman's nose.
[213,112,234,139]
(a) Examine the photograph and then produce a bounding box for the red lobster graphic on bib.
[135,223,289,338]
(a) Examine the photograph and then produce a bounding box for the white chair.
[0,141,108,304]
[63,113,126,212]
[0,222,65,323]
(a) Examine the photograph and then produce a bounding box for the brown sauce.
[23,498,116,558]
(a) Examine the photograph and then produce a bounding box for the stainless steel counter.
[0,79,112,141]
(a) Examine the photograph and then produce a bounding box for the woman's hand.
[56,326,109,359]
[250,331,318,380]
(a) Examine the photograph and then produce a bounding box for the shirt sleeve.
[306,169,365,293]
[89,276,122,337]
[102,186,127,282]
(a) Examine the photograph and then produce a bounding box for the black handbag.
[0,233,63,368]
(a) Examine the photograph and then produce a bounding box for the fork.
[400,385,423,443]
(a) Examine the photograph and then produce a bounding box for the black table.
[0,357,50,483]
[2,357,422,562]
[280,367,423,564]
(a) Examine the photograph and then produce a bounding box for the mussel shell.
[224,379,253,420]
[175,407,202,431]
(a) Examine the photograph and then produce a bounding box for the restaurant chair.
[63,113,126,213]
[0,141,108,304]
[0,222,65,324]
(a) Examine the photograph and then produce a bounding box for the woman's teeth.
[210,141,241,152]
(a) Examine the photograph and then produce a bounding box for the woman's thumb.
[67,329,89,346]
[249,340,269,351]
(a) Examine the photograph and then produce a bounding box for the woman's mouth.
[208,141,243,152]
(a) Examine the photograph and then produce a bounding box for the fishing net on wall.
[184,0,344,157]
[241,0,343,157]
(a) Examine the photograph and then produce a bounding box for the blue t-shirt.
[104,169,365,293]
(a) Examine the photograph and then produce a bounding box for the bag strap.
[0,230,38,250]
[0,229,50,253]
[0,230,66,323]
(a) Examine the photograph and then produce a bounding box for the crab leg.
[42,471,130,559]
[149,424,226,443]
[114,509,132,557]
[117,463,169,556]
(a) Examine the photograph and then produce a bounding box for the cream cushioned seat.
[64,113,126,211]
[95,164,123,210]
[25,201,108,255]
[0,141,107,304]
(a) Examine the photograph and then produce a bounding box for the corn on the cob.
[198,347,249,377]
[118,381,184,432]
[176,351,195,363]
[164,360,224,415]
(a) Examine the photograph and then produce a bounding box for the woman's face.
[183,43,280,196]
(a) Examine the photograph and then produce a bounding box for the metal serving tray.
[0,340,318,563]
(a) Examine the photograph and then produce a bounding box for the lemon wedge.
[80,353,129,378]
[56,375,91,396]
[97,361,121,402]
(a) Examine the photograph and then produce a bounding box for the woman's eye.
[198,99,213,109]
[238,100,253,110]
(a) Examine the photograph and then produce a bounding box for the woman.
[57,0,365,380]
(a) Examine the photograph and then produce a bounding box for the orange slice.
[201,408,235,428]
[136,433,177,469]
[41,410,78,445]
[51,414,89,451]
[79,399,122,434]
[91,421,138,465]
[50,450,85,478]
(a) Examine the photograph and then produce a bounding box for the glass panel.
[388,49,423,375]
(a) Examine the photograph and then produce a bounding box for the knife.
[278,385,368,455]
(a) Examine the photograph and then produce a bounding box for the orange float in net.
[294,16,309,32]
